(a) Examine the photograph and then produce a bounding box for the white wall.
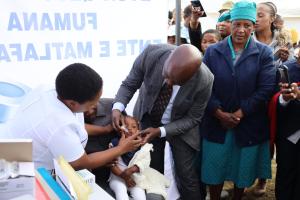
[284,17,300,39]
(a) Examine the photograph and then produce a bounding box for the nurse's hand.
[118,132,142,153]
[112,109,125,132]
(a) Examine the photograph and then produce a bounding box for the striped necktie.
[150,83,173,126]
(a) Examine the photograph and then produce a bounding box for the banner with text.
[0,0,167,112]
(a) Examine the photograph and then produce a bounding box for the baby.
[109,115,146,200]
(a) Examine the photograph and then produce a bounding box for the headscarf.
[218,11,231,23]
[230,0,256,23]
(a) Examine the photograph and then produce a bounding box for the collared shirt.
[85,98,116,154]
[159,85,180,137]
[113,85,181,138]
[92,99,113,126]
[6,85,87,170]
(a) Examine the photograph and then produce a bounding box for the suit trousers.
[275,137,300,200]
[169,136,204,200]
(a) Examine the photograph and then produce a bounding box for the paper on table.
[56,156,91,200]
[53,159,77,199]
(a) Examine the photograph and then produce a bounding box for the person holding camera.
[274,51,300,200]
[189,1,206,51]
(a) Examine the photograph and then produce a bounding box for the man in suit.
[112,44,214,200]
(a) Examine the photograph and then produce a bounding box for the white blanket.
[128,143,170,199]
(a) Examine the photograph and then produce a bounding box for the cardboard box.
[0,139,34,200]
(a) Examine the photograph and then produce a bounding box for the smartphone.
[278,65,290,85]
[190,0,207,17]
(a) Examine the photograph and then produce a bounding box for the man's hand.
[280,82,299,101]
[118,132,142,153]
[140,127,161,144]
[112,109,125,131]
[214,108,240,129]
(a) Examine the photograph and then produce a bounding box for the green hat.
[218,11,231,22]
[230,0,256,23]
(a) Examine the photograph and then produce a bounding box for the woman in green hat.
[200,1,276,199]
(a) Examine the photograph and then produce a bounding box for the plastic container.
[0,81,30,122]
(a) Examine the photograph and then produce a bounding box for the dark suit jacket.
[114,44,214,150]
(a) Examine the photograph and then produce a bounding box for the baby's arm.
[111,163,136,188]
[126,165,140,174]
[111,163,123,177]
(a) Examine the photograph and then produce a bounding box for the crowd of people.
[2,0,300,200]
[166,0,300,199]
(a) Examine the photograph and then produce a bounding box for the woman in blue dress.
[200,1,276,199]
